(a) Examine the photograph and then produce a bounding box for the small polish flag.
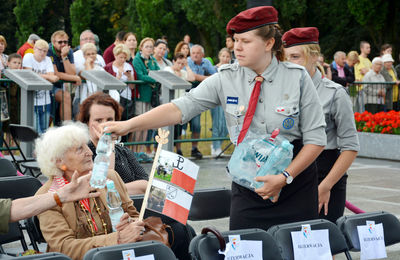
[162,184,192,225]
[163,150,199,194]
[171,168,197,194]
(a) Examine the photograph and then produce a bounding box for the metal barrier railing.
[348,81,398,113]
[0,77,231,153]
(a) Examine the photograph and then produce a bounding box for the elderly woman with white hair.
[34,122,145,260]
[362,57,386,113]
[73,42,119,118]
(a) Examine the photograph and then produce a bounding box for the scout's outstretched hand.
[101,120,132,137]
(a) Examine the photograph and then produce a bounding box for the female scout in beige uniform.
[104,7,327,231]
[283,27,359,223]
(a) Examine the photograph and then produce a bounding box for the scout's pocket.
[273,103,299,132]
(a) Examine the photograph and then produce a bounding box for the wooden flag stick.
[138,128,169,222]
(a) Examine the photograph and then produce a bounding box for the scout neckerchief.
[237,75,264,144]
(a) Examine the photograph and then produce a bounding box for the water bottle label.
[92,162,109,180]
[255,151,268,168]
[109,209,124,231]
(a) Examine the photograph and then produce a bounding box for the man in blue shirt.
[47,30,81,123]
[187,45,217,159]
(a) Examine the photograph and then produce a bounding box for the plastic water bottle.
[90,133,112,188]
[106,180,124,232]
[228,129,281,190]
[254,140,293,189]
[96,133,112,156]
[252,128,280,169]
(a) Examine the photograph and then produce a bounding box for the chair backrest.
[9,124,39,143]
[0,158,17,177]
[188,188,231,221]
[267,219,351,260]
[83,241,176,260]
[189,227,282,260]
[25,215,46,252]
[0,175,42,200]
[12,252,71,259]
[0,176,42,252]
[0,222,28,251]
[336,211,400,251]
[130,194,144,212]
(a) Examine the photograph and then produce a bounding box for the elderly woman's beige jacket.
[36,170,139,260]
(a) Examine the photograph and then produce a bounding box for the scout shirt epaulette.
[281,61,305,70]
[323,78,343,90]
[219,63,240,71]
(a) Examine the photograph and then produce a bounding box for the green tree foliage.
[2,0,399,64]
[0,1,18,52]
[70,0,93,46]
[14,0,73,47]
[14,0,49,45]
[177,0,246,57]
[275,0,307,29]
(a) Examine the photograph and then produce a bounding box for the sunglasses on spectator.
[56,40,68,44]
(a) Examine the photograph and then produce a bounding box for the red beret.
[226,6,278,36]
[282,27,319,48]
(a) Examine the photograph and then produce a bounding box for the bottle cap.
[106,180,115,190]
[281,140,292,149]
[268,128,280,142]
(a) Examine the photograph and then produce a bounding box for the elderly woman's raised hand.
[117,218,145,244]
[57,171,100,203]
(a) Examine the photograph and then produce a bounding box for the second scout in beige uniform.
[312,69,359,222]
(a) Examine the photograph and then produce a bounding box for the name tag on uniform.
[227,96,239,104]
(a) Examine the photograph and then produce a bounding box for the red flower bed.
[354,111,400,135]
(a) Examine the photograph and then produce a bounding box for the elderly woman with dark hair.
[78,92,148,195]
[35,122,145,260]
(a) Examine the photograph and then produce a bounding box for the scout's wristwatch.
[282,170,293,184]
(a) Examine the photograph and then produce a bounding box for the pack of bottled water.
[227,129,293,191]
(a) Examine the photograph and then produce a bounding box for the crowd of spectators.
[0,31,399,160]
[318,41,400,113]
[0,30,235,162]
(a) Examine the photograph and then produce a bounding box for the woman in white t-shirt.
[164,52,195,155]
[22,39,59,134]
[73,43,103,118]
[104,44,134,120]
